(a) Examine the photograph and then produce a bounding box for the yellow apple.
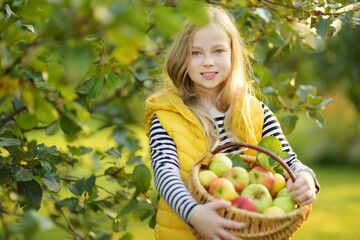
[263,206,286,215]
[270,173,286,197]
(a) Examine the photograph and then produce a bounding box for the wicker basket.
[187,142,311,240]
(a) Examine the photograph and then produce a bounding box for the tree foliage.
[0,0,359,239]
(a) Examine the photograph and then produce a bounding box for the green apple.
[199,170,218,188]
[273,197,296,213]
[263,206,286,215]
[249,166,275,192]
[223,167,249,192]
[209,178,237,201]
[209,153,232,177]
[241,184,272,213]
[276,188,294,200]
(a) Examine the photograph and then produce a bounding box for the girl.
[145,4,319,240]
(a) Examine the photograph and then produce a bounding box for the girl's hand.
[286,171,316,205]
[188,200,245,240]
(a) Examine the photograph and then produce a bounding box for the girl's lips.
[201,72,218,79]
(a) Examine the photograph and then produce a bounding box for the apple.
[199,170,218,188]
[241,184,272,213]
[276,188,294,200]
[269,173,286,197]
[223,167,249,192]
[273,197,296,213]
[249,166,275,192]
[231,196,257,212]
[263,206,285,215]
[209,178,237,201]
[209,153,232,177]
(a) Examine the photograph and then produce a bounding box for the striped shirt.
[149,102,316,226]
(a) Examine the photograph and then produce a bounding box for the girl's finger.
[217,228,240,240]
[220,218,246,229]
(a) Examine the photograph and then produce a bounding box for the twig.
[96,184,116,197]
[89,87,125,113]
[142,192,158,210]
[51,196,87,240]
[1,105,26,124]
[1,40,39,77]
[127,68,156,86]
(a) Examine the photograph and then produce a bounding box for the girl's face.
[188,23,232,98]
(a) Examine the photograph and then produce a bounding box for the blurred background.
[1,0,359,239]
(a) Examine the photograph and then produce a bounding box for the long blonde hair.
[163,4,255,150]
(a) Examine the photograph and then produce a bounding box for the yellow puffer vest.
[145,89,264,240]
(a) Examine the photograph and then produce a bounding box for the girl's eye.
[192,51,201,56]
[215,49,223,54]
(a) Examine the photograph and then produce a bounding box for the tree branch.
[51,196,87,240]
[259,0,360,16]
[1,105,26,125]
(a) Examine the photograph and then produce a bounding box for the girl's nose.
[202,54,214,67]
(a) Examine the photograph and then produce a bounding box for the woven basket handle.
[211,142,296,182]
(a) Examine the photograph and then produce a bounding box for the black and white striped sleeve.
[261,102,319,191]
[149,115,199,226]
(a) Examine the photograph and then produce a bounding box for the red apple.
[199,170,218,188]
[231,196,257,212]
[209,178,237,201]
[249,166,275,191]
[223,167,249,192]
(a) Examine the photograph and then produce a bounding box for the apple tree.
[0,0,359,239]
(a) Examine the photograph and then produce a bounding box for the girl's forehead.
[191,24,230,47]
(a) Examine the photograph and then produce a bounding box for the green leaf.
[120,232,133,240]
[17,180,43,210]
[279,115,298,134]
[15,112,38,130]
[85,175,96,193]
[315,17,336,38]
[68,180,85,196]
[257,136,282,155]
[0,165,11,182]
[85,76,104,100]
[41,172,61,193]
[45,121,60,136]
[0,137,21,147]
[132,164,151,194]
[132,209,151,224]
[307,111,326,128]
[22,210,54,232]
[149,213,156,229]
[126,155,142,165]
[106,147,122,159]
[105,73,121,89]
[55,197,79,211]
[152,5,184,35]
[226,154,249,171]
[117,197,138,218]
[5,4,18,20]
[33,144,60,158]
[60,114,82,136]
[265,31,285,47]
[297,85,316,101]
[12,165,33,182]
[178,0,209,26]
[35,101,59,124]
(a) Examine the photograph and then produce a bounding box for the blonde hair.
[163,4,255,150]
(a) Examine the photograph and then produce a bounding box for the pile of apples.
[199,153,296,215]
